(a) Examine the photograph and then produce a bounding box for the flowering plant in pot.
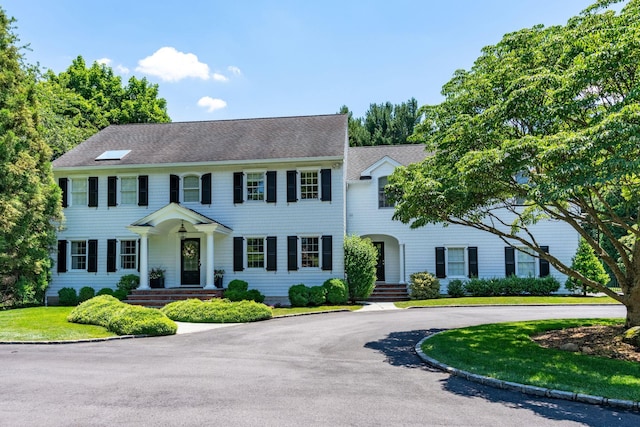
[214,269,225,288]
[150,267,166,288]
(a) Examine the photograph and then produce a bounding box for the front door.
[181,238,201,285]
[373,241,385,282]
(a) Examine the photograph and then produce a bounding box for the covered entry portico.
[127,203,232,290]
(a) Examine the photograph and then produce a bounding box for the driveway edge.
[0,335,147,345]
[415,332,639,412]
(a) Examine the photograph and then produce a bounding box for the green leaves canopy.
[388,0,640,325]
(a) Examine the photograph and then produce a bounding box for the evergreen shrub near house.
[308,286,327,306]
[322,278,349,305]
[224,279,265,303]
[463,276,560,297]
[565,237,610,295]
[117,274,140,295]
[161,298,272,323]
[344,235,378,302]
[409,272,441,300]
[58,287,78,306]
[447,279,466,298]
[68,295,122,327]
[288,284,310,307]
[113,289,128,301]
[96,288,114,296]
[78,286,95,303]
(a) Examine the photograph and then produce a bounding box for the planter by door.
[150,278,165,288]
[214,277,223,288]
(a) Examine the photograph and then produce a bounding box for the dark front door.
[373,241,385,282]
[181,238,201,285]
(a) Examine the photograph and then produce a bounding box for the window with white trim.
[183,175,200,202]
[120,240,137,269]
[517,247,536,277]
[71,179,87,206]
[246,172,265,201]
[300,171,319,200]
[301,237,320,268]
[378,176,393,208]
[120,177,137,205]
[71,241,87,270]
[447,247,466,277]
[246,238,265,268]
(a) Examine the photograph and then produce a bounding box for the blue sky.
[4,0,595,123]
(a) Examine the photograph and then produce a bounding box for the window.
[246,238,265,268]
[517,247,536,277]
[246,173,265,201]
[300,171,318,200]
[447,248,466,277]
[183,175,200,202]
[120,240,137,269]
[120,177,137,205]
[378,176,393,208]
[301,237,319,268]
[71,241,87,270]
[71,179,87,206]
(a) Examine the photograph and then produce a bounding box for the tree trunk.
[624,280,640,328]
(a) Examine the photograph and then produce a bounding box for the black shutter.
[233,237,244,271]
[266,171,277,203]
[539,246,550,277]
[107,176,117,207]
[322,235,332,271]
[266,236,277,271]
[321,169,332,202]
[57,240,67,273]
[88,239,98,273]
[107,239,117,272]
[287,170,297,202]
[233,172,244,204]
[88,177,98,207]
[170,174,180,203]
[59,178,68,208]
[287,236,298,271]
[201,173,212,204]
[138,175,148,206]
[435,247,446,278]
[505,247,516,276]
[137,239,140,272]
[468,247,478,278]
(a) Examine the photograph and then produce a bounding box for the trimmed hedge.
[68,295,177,336]
[322,278,349,305]
[58,287,78,306]
[463,276,560,297]
[447,279,465,298]
[288,284,310,307]
[161,298,272,323]
[308,286,327,306]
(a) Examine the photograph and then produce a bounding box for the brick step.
[368,283,409,302]
[125,288,224,307]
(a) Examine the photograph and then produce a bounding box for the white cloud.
[197,96,227,112]
[116,64,130,74]
[212,73,229,82]
[96,58,112,66]
[136,47,210,82]
[227,65,242,76]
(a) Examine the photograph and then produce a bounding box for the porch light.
[178,220,187,240]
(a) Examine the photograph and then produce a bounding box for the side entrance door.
[181,238,201,285]
[373,241,385,282]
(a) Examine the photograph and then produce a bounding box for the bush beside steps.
[68,295,177,336]
[161,298,272,323]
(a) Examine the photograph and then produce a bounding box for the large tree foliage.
[340,98,421,146]
[0,9,62,306]
[39,56,170,158]
[387,0,640,326]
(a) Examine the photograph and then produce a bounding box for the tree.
[344,235,378,302]
[0,9,62,306]
[387,0,640,327]
[565,238,610,295]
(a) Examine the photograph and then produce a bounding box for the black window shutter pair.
[234,171,276,203]
[59,178,68,208]
[88,177,98,207]
[234,236,278,271]
[435,246,478,278]
[285,169,332,202]
[286,236,333,271]
[505,246,550,277]
[107,239,117,272]
[107,176,149,207]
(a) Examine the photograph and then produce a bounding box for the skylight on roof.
[95,150,131,161]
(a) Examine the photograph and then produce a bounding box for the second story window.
[378,176,393,208]
[246,173,265,201]
[71,179,87,206]
[183,175,200,202]
[120,177,137,205]
[300,171,318,200]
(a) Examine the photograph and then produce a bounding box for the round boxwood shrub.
[161,298,272,323]
[58,287,78,306]
[409,272,441,300]
[78,286,95,303]
[97,288,114,296]
[322,278,349,305]
[117,274,140,294]
[288,284,310,307]
[447,279,466,298]
[112,289,128,300]
[308,286,327,306]
[224,280,264,302]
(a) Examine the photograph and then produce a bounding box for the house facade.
[49,114,578,304]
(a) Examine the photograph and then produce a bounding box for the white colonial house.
[49,114,578,304]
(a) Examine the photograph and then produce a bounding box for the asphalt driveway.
[2,305,639,426]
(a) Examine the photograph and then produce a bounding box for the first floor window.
[71,241,87,270]
[183,175,200,202]
[247,238,265,268]
[246,172,265,201]
[517,247,536,277]
[447,248,465,277]
[301,237,319,268]
[300,171,318,200]
[71,178,87,206]
[120,240,137,269]
[120,177,137,205]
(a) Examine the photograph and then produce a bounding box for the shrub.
[161,298,272,323]
[409,272,440,300]
[464,278,495,297]
[565,237,610,295]
[78,286,95,303]
[308,286,327,306]
[224,280,265,303]
[464,276,561,297]
[227,279,248,292]
[323,278,349,305]
[447,279,466,298]
[344,235,378,302]
[288,284,310,307]
[112,289,128,300]
[58,287,78,306]
[117,274,140,294]
[97,288,114,296]
[525,276,560,296]
[68,295,122,327]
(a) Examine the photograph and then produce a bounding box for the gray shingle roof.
[53,114,348,169]
[346,144,429,181]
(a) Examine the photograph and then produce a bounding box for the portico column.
[399,243,406,284]
[139,234,150,289]
[204,231,215,289]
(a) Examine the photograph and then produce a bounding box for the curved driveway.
[2,305,639,426]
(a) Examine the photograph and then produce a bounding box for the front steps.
[368,283,409,302]
[125,288,224,308]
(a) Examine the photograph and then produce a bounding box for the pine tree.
[565,238,610,296]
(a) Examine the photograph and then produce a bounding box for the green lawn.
[422,318,640,402]
[396,295,620,308]
[0,307,116,341]
[272,305,362,317]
